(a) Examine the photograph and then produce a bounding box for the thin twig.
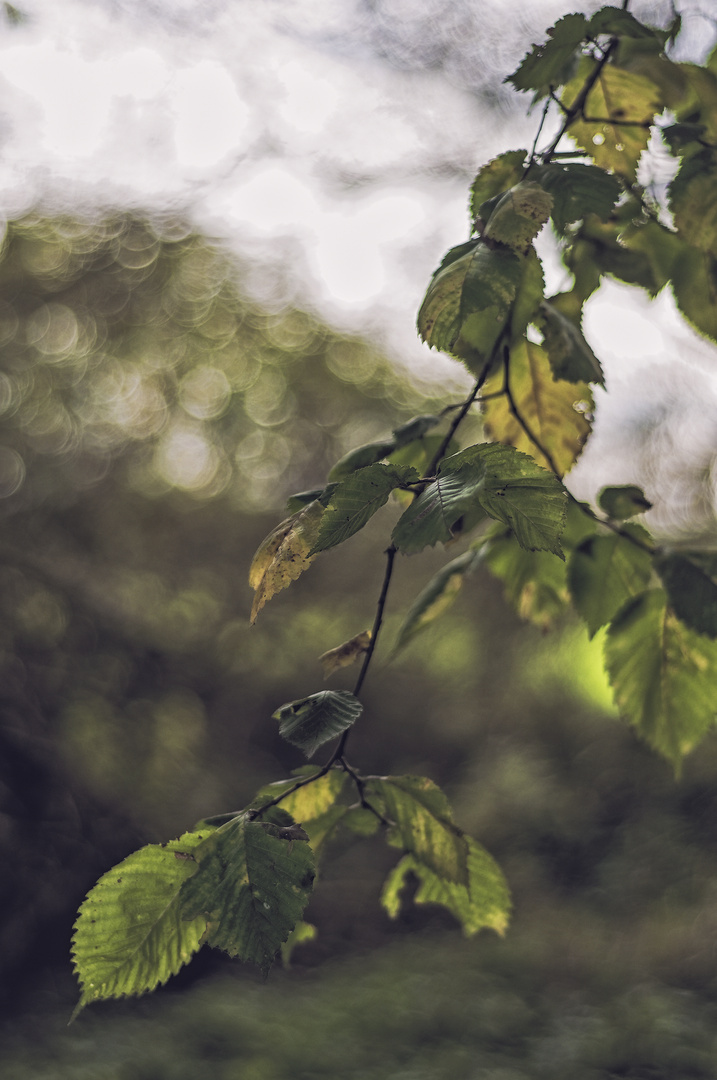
[569,492,657,553]
[352,545,396,700]
[581,115,651,128]
[248,764,336,817]
[529,98,552,165]
[322,543,398,768]
[341,758,391,825]
[425,359,493,480]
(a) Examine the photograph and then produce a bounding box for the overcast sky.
[1,0,717,531]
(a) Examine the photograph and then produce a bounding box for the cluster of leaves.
[72,3,717,1012]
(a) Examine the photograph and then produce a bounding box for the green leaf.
[605,589,717,766]
[563,60,662,179]
[273,690,363,758]
[393,443,567,557]
[538,300,604,385]
[483,533,570,630]
[305,807,352,850]
[179,816,315,975]
[662,122,708,154]
[509,247,545,343]
[469,150,528,225]
[598,485,652,519]
[465,442,568,556]
[483,181,553,256]
[328,440,396,482]
[368,775,469,885]
[669,149,717,255]
[481,339,594,477]
[392,414,441,448]
[391,466,487,554]
[393,550,481,653]
[285,484,338,514]
[568,530,653,637]
[567,200,678,298]
[342,806,381,837]
[256,769,355,853]
[535,162,621,235]
[417,240,523,372]
[254,767,348,824]
[388,433,459,478]
[281,921,317,967]
[507,13,588,97]
[656,553,717,639]
[4,4,26,26]
[381,838,510,937]
[249,501,325,624]
[483,499,596,627]
[312,463,418,554]
[671,245,717,343]
[589,7,668,43]
[676,65,717,145]
[71,830,212,1015]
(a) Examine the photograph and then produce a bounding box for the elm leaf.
[273,690,363,758]
[179,816,315,975]
[249,501,325,624]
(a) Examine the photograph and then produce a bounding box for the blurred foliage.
[0,210,460,998]
[4,207,717,1075]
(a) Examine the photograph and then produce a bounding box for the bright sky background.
[1,0,717,532]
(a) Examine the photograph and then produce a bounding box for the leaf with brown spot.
[562,60,662,180]
[249,500,324,623]
[483,181,553,256]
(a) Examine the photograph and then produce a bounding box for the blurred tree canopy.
[0,211,460,998]
[3,199,717,1080]
[11,9,717,1076]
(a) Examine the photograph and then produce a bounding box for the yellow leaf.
[268,768,348,824]
[249,501,324,623]
[563,61,662,179]
[318,630,371,679]
[481,339,593,477]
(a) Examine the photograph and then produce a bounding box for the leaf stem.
[501,345,561,476]
[248,766,336,817]
[313,544,398,769]
[569,492,657,554]
[529,98,552,165]
[341,758,391,825]
[353,545,396,699]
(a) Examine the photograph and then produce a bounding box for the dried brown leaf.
[318,630,372,679]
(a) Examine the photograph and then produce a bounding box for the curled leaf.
[381,838,511,937]
[470,149,528,225]
[319,630,372,679]
[393,550,481,654]
[328,440,396,481]
[598,485,652,520]
[273,690,363,758]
